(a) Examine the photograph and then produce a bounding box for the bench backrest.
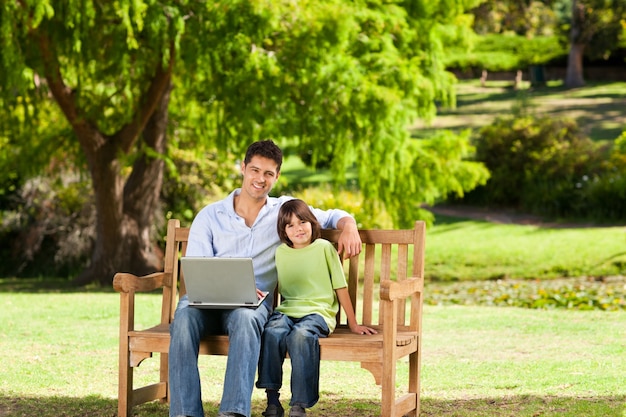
[159,219,426,330]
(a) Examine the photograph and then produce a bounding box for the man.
[168,140,361,417]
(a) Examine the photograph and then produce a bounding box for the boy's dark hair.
[244,140,283,172]
[277,199,322,247]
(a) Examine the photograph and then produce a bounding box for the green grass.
[427,215,626,281]
[412,80,626,142]
[1,289,625,416]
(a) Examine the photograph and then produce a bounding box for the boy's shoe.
[217,413,245,417]
[288,405,306,417]
[262,404,285,417]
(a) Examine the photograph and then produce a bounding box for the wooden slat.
[378,243,392,327]
[395,393,418,417]
[397,244,408,326]
[347,253,359,323]
[362,244,375,325]
[132,382,167,406]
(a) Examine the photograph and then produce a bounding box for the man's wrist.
[339,217,358,230]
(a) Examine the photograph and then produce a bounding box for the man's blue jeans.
[169,295,270,417]
[256,312,330,408]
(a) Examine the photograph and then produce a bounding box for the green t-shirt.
[275,238,347,332]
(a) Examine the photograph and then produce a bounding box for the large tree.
[3,1,177,283]
[2,0,488,285]
[561,0,626,87]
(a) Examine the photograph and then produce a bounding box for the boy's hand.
[350,323,378,335]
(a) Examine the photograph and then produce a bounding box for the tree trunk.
[565,0,586,88]
[34,29,175,285]
[565,43,586,88]
[121,82,172,275]
[75,82,172,285]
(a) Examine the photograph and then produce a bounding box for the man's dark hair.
[244,140,283,172]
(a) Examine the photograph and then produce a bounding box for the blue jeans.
[256,312,330,408]
[169,295,270,417]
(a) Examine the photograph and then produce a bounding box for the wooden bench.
[114,218,426,417]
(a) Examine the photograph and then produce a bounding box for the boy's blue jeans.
[256,312,330,408]
[168,295,270,417]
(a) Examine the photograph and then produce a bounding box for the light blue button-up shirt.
[186,189,352,308]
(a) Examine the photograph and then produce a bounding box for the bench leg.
[118,292,134,417]
[118,342,133,417]
[408,350,420,416]
[160,352,170,404]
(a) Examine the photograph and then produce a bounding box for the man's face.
[240,155,280,200]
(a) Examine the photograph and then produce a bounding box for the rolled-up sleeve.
[310,206,353,229]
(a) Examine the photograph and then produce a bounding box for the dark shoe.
[262,404,285,417]
[288,405,306,417]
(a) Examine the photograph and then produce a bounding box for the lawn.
[1,287,625,416]
[427,214,626,281]
[411,80,626,143]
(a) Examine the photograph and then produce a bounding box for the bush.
[466,114,612,219]
[427,276,626,311]
[0,174,95,277]
[579,132,626,220]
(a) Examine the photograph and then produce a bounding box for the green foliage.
[445,33,567,71]
[427,277,626,311]
[375,129,490,228]
[3,0,185,134]
[172,0,489,228]
[556,0,626,61]
[290,186,395,230]
[161,146,239,226]
[2,0,490,247]
[0,88,80,206]
[468,112,613,218]
[577,130,626,220]
[471,0,559,36]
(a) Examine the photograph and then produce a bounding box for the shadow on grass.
[0,277,123,294]
[1,394,624,417]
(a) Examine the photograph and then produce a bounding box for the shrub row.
[427,276,626,311]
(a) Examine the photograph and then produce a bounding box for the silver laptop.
[181,257,268,309]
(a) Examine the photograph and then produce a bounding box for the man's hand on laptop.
[256,289,268,299]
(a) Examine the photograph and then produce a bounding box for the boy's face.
[284,213,313,249]
[240,155,280,201]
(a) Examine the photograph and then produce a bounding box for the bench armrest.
[380,277,423,301]
[113,271,170,293]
